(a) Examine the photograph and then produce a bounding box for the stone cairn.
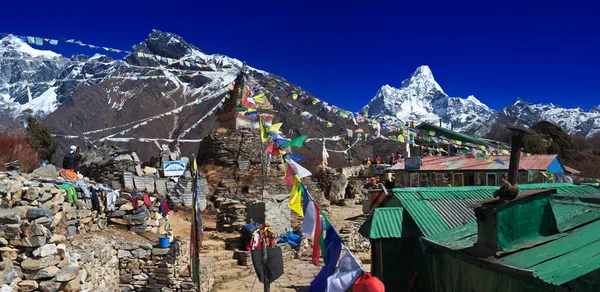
[80,145,139,189]
[216,199,246,233]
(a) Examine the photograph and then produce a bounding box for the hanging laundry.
[106,190,118,211]
[90,187,101,213]
[75,180,91,198]
[132,196,140,210]
[55,184,78,202]
[159,201,170,217]
[142,193,152,207]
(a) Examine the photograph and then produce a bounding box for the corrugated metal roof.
[401,200,449,237]
[358,207,419,239]
[564,165,581,174]
[426,203,600,286]
[429,199,479,229]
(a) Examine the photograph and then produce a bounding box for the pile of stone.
[340,222,371,253]
[106,193,166,234]
[216,200,246,233]
[313,167,349,203]
[67,235,120,291]
[117,240,214,292]
[80,145,140,188]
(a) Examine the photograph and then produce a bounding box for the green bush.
[25,116,57,164]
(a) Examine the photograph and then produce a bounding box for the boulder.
[32,165,58,179]
[10,236,46,248]
[18,280,39,292]
[107,210,126,217]
[152,248,170,256]
[33,244,57,258]
[327,173,348,203]
[118,242,140,251]
[117,250,132,259]
[131,249,150,259]
[39,280,62,292]
[0,268,16,286]
[39,192,53,203]
[48,235,66,244]
[23,266,59,280]
[24,188,40,201]
[0,210,20,225]
[61,278,82,292]
[55,266,79,282]
[23,223,47,237]
[0,247,18,261]
[21,255,56,271]
[119,203,134,211]
[26,208,53,220]
[108,218,130,225]
[0,224,20,239]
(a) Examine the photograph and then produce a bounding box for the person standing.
[62,145,82,172]
[375,155,382,165]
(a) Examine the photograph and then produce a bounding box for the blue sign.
[405,157,421,170]
[163,160,187,177]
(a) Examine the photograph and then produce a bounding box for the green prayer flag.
[279,135,307,148]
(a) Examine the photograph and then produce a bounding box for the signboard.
[163,160,187,177]
[238,160,250,172]
[405,157,421,170]
[373,165,386,175]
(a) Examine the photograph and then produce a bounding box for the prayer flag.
[327,247,364,292]
[266,143,281,156]
[49,39,58,45]
[190,159,204,289]
[289,175,304,217]
[279,135,307,148]
[273,135,291,147]
[258,118,270,143]
[301,187,321,266]
[284,153,307,162]
[285,157,312,178]
[253,93,264,103]
[27,36,35,44]
[267,122,282,133]
[311,224,342,291]
[283,162,295,185]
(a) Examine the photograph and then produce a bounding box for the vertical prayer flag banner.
[289,175,304,217]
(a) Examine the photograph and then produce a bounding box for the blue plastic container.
[158,237,170,248]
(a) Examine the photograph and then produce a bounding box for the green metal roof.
[416,123,492,146]
[384,183,600,238]
[426,201,600,286]
[358,207,419,239]
[401,200,449,237]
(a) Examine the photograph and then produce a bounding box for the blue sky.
[2,0,599,112]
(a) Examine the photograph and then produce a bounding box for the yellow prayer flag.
[429,131,435,136]
[267,123,283,133]
[259,118,269,143]
[293,93,298,100]
[289,175,304,217]
[398,135,405,143]
[253,93,264,103]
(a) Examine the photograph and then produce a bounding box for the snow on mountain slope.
[362,65,495,133]
[490,98,600,138]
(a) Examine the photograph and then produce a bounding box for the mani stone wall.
[117,240,214,292]
[246,196,291,236]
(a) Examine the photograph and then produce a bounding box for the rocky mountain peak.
[591,105,600,113]
[399,65,445,95]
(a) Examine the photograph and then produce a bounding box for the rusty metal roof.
[564,165,581,174]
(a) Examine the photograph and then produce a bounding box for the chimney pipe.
[506,125,532,185]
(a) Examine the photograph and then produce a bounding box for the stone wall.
[117,240,214,292]
[68,236,120,291]
[246,197,291,236]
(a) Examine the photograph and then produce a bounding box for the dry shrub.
[0,131,41,173]
[215,128,229,134]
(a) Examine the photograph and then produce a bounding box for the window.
[486,173,497,186]
[420,173,431,187]
[453,173,464,187]
[410,173,419,187]
[475,173,486,186]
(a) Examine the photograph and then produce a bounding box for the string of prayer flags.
[279,135,307,148]
[284,155,312,178]
[311,223,343,291]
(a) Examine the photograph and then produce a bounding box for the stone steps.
[202,240,226,251]
[201,250,234,262]
[214,259,239,271]
[214,267,253,283]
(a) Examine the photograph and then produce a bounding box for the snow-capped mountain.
[478,99,600,138]
[361,65,496,133]
[362,65,600,138]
